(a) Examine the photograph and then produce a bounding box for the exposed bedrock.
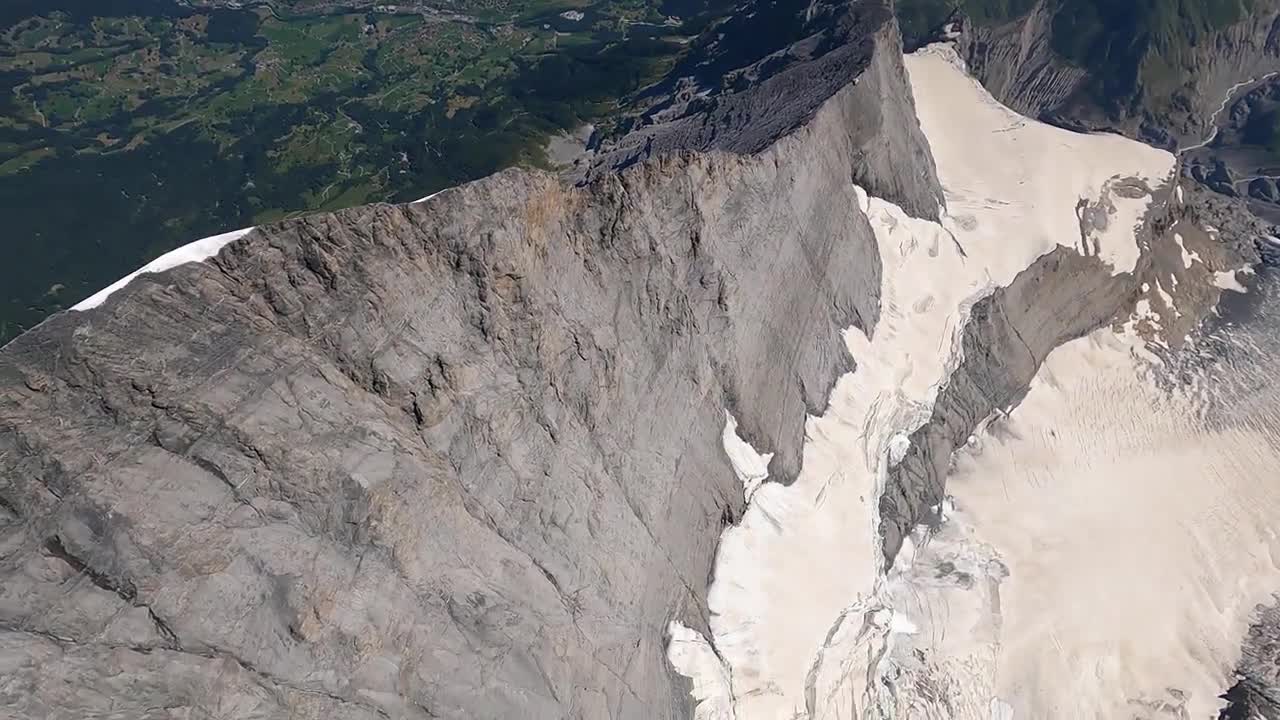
[880,176,1268,565]
[951,1,1087,120]
[1221,599,1280,720]
[0,6,942,718]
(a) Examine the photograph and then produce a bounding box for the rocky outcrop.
[878,245,1138,561]
[0,3,941,718]
[1220,599,1280,720]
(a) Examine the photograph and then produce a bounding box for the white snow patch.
[1214,270,1248,292]
[939,497,954,522]
[721,411,772,503]
[897,328,1280,718]
[1174,232,1202,269]
[73,227,254,311]
[890,611,919,636]
[667,621,735,720]
[887,433,911,465]
[1154,279,1178,317]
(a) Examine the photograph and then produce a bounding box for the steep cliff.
[0,3,940,718]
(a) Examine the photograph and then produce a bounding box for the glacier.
[668,43,1179,719]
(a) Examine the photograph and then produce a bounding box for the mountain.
[0,2,937,716]
[5,1,1280,719]
[895,0,1280,235]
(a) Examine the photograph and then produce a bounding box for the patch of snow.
[1174,233,1202,269]
[667,621,735,720]
[887,433,911,465]
[890,611,919,635]
[1154,279,1178,317]
[73,227,254,311]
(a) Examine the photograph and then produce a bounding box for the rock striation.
[951,1,1087,120]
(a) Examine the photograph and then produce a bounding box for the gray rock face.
[1184,77,1280,225]
[1250,177,1278,202]
[878,178,1251,565]
[1220,599,1280,720]
[0,6,941,718]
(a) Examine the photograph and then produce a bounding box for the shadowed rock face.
[0,4,943,717]
[941,1,1280,151]
[585,1,944,220]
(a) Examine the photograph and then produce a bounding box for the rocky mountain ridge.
[1,1,1276,718]
[0,3,939,717]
